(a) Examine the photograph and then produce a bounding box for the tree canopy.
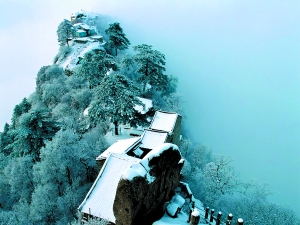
[105,22,130,56]
[57,19,74,47]
[77,49,118,88]
[89,73,142,135]
[9,108,60,162]
[133,44,168,92]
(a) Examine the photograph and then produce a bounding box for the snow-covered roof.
[73,23,83,27]
[97,137,140,160]
[79,23,90,30]
[76,29,87,33]
[139,129,168,150]
[134,97,153,114]
[78,153,140,223]
[149,111,179,132]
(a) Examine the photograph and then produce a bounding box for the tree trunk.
[114,121,119,135]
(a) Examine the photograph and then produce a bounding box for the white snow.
[171,195,185,208]
[140,143,180,170]
[83,107,89,116]
[78,153,140,223]
[134,97,153,114]
[192,208,200,217]
[150,111,178,132]
[97,137,140,160]
[122,143,180,182]
[153,211,189,225]
[167,203,179,217]
[59,41,104,70]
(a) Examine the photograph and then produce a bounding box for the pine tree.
[133,44,168,92]
[11,98,31,128]
[57,19,74,47]
[89,73,142,135]
[105,22,131,56]
[0,123,13,155]
[78,49,118,88]
[9,108,60,162]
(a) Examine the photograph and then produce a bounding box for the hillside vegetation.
[0,11,299,225]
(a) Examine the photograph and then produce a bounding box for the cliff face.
[113,144,183,225]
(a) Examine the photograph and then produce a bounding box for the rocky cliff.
[113,143,183,225]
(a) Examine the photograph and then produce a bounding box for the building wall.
[165,115,182,146]
[172,115,182,146]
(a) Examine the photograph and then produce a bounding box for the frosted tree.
[105,22,131,56]
[89,73,142,135]
[164,74,178,95]
[11,97,31,128]
[57,19,74,46]
[36,65,64,98]
[202,155,239,205]
[179,138,192,158]
[192,144,212,171]
[52,81,92,133]
[0,153,11,209]
[78,49,118,88]
[162,93,184,115]
[0,123,13,155]
[41,75,67,108]
[30,129,101,224]
[8,108,60,162]
[4,155,34,204]
[133,44,168,92]
[119,54,137,80]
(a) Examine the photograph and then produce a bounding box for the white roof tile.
[139,129,168,150]
[79,154,140,223]
[149,111,178,132]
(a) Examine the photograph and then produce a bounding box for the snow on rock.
[122,143,180,182]
[192,208,200,217]
[59,41,104,70]
[83,107,89,116]
[121,163,146,180]
[152,211,189,225]
[140,143,180,170]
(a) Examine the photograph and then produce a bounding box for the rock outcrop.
[113,143,183,225]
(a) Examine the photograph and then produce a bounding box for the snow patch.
[134,97,153,114]
[192,208,200,217]
[122,143,180,182]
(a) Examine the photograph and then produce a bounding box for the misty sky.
[0,0,299,212]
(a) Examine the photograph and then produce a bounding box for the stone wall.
[113,145,183,225]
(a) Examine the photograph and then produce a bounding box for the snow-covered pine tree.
[77,49,117,88]
[133,44,168,92]
[57,19,74,47]
[105,22,131,56]
[89,73,142,135]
